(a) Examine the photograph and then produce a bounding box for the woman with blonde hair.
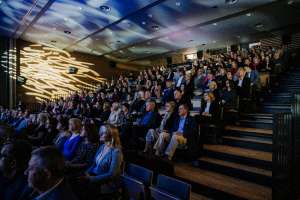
[77,124,123,199]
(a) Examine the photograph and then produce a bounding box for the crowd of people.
[0,45,286,200]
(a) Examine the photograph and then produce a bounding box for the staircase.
[174,67,300,200]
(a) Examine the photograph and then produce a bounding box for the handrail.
[273,112,293,200]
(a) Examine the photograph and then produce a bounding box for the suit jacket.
[160,111,178,133]
[200,100,219,121]
[170,115,199,159]
[235,76,251,98]
[34,179,77,200]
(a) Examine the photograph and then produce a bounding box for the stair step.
[240,113,273,120]
[203,144,272,170]
[238,119,273,129]
[223,136,272,152]
[197,157,272,186]
[175,163,272,200]
[225,125,273,138]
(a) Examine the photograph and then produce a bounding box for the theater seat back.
[126,163,153,186]
[155,174,191,200]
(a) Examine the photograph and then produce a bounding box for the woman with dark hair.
[54,116,70,151]
[68,121,99,171]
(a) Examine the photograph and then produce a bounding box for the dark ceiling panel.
[21,0,157,48]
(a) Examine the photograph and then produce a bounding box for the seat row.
[122,163,191,200]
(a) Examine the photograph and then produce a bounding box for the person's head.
[174,89,182,101]
[238,67,246,78]
[209,81,218,91]
[225,80,233,89]
[98,125,121,148]
[204,92,215,102]
[81,122,99,144]
[103,102,111,111]
[25,146,65,193]
[166,80,172,88]
[37,113,48,126]
[165,101,176,113]
[178,104,189,117]
[0,140,31,177]
[226,71,233,80]
[244,66,251,73]
[68,118,81,134]
[122,103,129,113]
[146,100,156,112]
[111,102,120,112]
[144,90,151,100]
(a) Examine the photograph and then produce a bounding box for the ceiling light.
[146,51,151,54]
[175,2,181,6]
[51,40,56,43]
[236,35,241,38]
[287,0,294,5]
[100,5,111,12]
[148,14,153,18]
[225,0,239,5]
[142,21,146,25]
[213,23,217,26]
[0,1,2,4]
[151,25,159,30]
[63,18,69,21]
[64,30,71,34]
[246,13,252,17]
[202,43,206,46]
[79,7,82,10]
[116,40,121,43]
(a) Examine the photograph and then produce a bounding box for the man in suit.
[25,146,77,200]
[155,104,198,160]
[0,140,32,200]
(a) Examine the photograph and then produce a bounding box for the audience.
[0,45,286,199]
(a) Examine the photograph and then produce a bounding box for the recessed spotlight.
[148,14,153,18]
[63,18,69,21]
[236,35,241,38]
[213,23,218,26]
[175,2,181,6]
[0,1,2,4]
[151,25,159,30]
[142,21,146,25]
[116,40,121,43]
[64,30,71,34]
[51,40,56,43]
[119,50,124,53]
[79,7,82,10]
[288,0,294,5]
[202,43,206,46]
[246,13,252,17]
[225,0,239,5]
[145,51,151,54]
[100,5,111,12]
[131,46,136,49]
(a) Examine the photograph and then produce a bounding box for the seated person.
[25,146,78,200]
[67,121,99,172]
[28,113,49,146]
[162,80,174,104]
[143,101,177,154]
[200,93,219,124]
[106,102,122,126]
[0,140,32,200]
[154,104,198,160]
[54,116,70,151]
[174,89,192,112]
[132,100,159,142]
[76,125,123,199]
[63,118,83,161]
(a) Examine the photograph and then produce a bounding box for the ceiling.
[0,0,300,65]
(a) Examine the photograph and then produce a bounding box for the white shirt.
[238,79,243,87]
[176,76,184,87]
[204,102,211,113]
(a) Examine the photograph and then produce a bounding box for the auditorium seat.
[122,163,153,200]
[150,174,191,200]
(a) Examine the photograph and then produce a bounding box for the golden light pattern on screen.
[21,43,106,102]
